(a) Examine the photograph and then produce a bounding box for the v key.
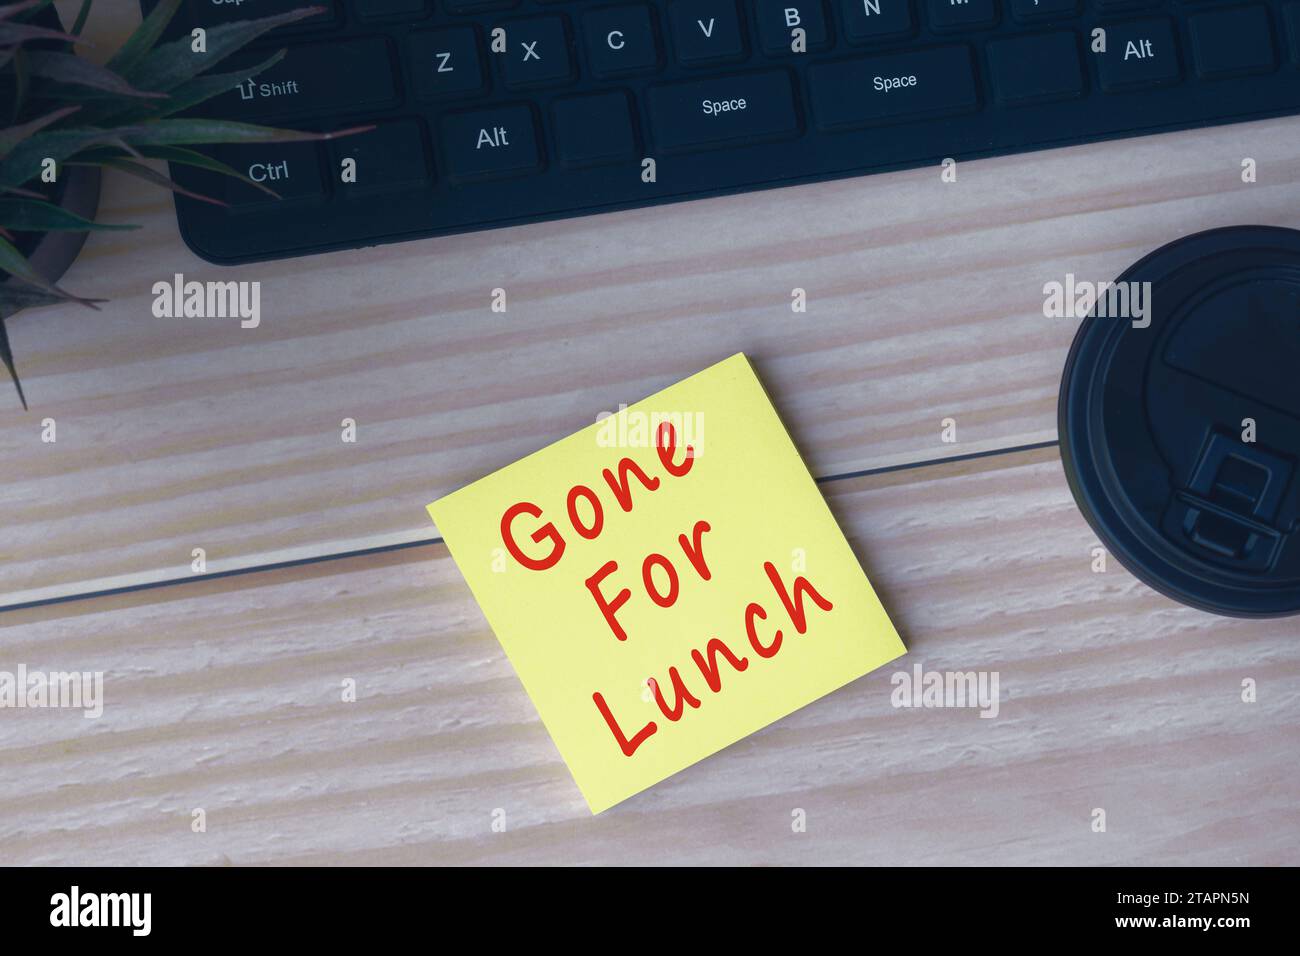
[671,1,744,63]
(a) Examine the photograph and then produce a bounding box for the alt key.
[440,106,541,181]
[1097,18,1181,91]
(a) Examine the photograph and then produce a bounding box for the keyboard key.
[1097,19,1181,91]
[987,31,1083,104]
[1009,0,1077,20]
[440,106,540,181]
[927,0,998,31]
[444,0,519,11]
[500,16,575,88]
[581,5,661,77]
[216,142,324,209]
[669,0,746,63]
[553,92,639,166]
[409,28,485,99]
[355,0,428,19]
[808,45,977,128]
[756,0,830,55]
[1190,6,1276,78]
[841,0,914,44]
[164,0,1300,264]
[646,70,798,151]
[184,0,338,32]
[327,120,431,197]
[215,40,398,122]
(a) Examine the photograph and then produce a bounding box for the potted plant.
[0,0,363,408]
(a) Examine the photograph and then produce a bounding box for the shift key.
[646,71,799,153]
[808,46,978,130]
[211,39,398,122]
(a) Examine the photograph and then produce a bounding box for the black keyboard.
[154,0,1300,264]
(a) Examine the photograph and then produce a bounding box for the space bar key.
[808,46,978,129]
[646,71,799,154]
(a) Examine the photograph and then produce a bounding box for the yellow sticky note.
[427,353,905,813]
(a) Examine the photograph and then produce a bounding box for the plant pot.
[3,1,103,297]
[19,163,104,287]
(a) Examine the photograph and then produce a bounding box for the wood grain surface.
[2,448,1296,865]
[3,3,1300,605]
[2,2,1297,867]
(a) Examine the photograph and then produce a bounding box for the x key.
[499,16,574,88]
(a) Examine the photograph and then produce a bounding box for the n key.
[669,0,746,63]
[841,0,913,45]
[500,16,574,88]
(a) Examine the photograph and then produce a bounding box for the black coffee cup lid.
[1059,225,1300,617]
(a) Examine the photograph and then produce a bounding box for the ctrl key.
[440,106,540,182]
[214,141,325,209]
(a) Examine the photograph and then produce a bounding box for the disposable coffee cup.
[1058,225,1300,617]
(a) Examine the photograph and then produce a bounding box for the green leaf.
[0,231,96,304]
[101,134,142,159]
[1,183,45,198]
[0,1,43,21]
[11,46,29,121]
[0,278,81,411]
[121,117,371,147]
[83,49,290,128]
[0,197,137,232]
[125,7,325,93]
[0,281,64,312]
[25,50,166,99]
[133,143,278,196]
[0,232,57,289]
[0,20,78,44]
[0,104,79,158]
[77,143,278,197]
[0,126,132,189]
[10,0,53,19]
[69,0,92,35]
[0,314,28,410]
[106,0,181,75]
[157,49,286,117]
[84,156,226,206]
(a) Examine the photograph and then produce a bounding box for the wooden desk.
[1,1,1296,864]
